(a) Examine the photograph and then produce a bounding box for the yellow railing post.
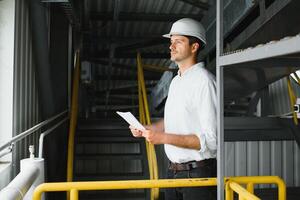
[137,52,159,199]
[225,180,233,200]
[287,76,298,125]
[66,50,80,199]
[70,189,79,200]
[246,182,254,194]
[227,176,286,200]
[276,176,286,200]
[138,73,153,185]
[229,181,260,200]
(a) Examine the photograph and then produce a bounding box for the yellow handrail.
[137,52,159,199]
[138,67,153,183]
[226,181,260,200]
[33,176,286,200]
[225,176,286,200]
[286,76,298,125]
[33,178,217,200]
[67,50,80,183]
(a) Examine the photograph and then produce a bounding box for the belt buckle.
[190,162,197,169]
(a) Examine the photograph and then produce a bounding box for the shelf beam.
[220,34,300,67]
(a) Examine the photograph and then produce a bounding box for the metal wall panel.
[294,142,300,186]
[225,140,300,187]
[12,0,41,176]
[269,78,290,115]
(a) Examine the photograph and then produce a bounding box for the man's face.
[169,35,194,62]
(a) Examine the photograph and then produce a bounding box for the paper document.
[116,111,145,130]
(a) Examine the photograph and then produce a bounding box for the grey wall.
[225,141,300,188]
[12,0,70,189]
[13,0,41,177]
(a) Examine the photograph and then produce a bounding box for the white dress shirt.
[164,62,217,163]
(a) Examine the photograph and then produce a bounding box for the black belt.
[169,158,216,171]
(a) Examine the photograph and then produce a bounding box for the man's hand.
[129,122,200,150]
[142,129,201,150]
[141,130,164,145]
[129,125,143,137]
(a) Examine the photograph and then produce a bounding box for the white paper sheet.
[116,111,145,130]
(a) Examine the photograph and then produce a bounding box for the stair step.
[77,129,132,137]
[78,119,129,130]
[75,154,143,160]
[74,158,145,175]
[75,143,141,155]
[74,118,150,200]
[77,136,143,143]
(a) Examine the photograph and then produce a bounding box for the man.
[130,18,217,200]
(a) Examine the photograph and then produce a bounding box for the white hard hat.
[163,18,206,45]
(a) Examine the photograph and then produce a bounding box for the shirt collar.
[177,62,205,77]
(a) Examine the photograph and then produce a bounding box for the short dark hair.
[186,36,205,54]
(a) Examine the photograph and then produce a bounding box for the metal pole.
[216,0,224,200]
[33,178,218,200]
[0,110,68,152]
[68,24,73,109]
[0,144,13,158]
[70,189,78,200]
[67,51,80,183]
[38,117,69,158]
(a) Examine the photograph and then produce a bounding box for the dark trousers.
[165,159,217,200]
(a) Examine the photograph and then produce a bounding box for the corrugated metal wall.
[225,141,300,188]
[12,0,41,176]
[225,78,300,188]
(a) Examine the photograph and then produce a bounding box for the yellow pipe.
[225,181,233,200]
[138,63,153,182]
[138,81,152,180]
[137,57,155,200]
[33,176,286,200]
[138,84,144,124]
[287,77,296,101]
[150,144,158,179]
[287,77,298,125]
[137,52,159,199]
[70,189,78,200]
[137,53,151,125]
[246,182,254,194]
[67,51,80,183]
[33,178,217,200]
[226,176,286,200]
[229,182,260,200]
[138,53,159,199]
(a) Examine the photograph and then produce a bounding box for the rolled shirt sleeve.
[194,78,217,153]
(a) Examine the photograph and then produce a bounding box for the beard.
[170,51,188,62]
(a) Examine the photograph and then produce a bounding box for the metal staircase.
[73,118,150,200]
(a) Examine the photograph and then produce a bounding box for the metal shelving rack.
[216,0,300,199]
